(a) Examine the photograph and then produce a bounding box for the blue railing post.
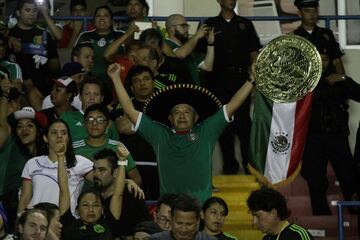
[337,201,360,240]
[337,201,344,240]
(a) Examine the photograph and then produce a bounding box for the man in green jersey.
[61,75,119,142]
[107,62,254,204]
[73,103,141,186]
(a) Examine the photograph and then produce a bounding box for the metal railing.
[53,15,360,31]
[336,201,360,240]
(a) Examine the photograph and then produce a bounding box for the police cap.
[294,0,319,9]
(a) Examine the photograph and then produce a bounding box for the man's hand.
[116,142,130,161]
[206,27,215,45]
[128,22,140,35]
[107,63,122,81]
[125,179,145,199]
[194,24,209,40]
[326,74,345,86]
[37,2,49,16]
[8,37,22,53]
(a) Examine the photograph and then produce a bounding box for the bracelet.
[207,43,214,46]
[117,160,128,166]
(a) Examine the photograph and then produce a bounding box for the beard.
[174,29,188,44]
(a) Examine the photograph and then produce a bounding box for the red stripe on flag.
[287,93,313,177]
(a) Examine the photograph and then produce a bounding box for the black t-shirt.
[60,209,114,240]
[155,56,192,89]
[294,25,344,62]
[103,189,152,237]
[201,14,261,97]
[263,224,314,240]
[119,99,160,200]
[9,25,59,95]
[40,106,78,122]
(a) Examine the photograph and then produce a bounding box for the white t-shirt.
[21,155,93,215]
[41,94,82,110]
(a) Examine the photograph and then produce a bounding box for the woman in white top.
[17,119,94,216]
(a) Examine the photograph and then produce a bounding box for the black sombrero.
[143,84,223,127]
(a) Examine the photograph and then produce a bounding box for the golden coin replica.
[256,34,322,103]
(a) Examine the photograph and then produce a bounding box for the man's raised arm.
[107,63,140,124]
[225,65,256,118]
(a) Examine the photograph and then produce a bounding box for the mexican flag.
[248,91,313,186]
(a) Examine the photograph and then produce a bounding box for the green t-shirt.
[164,38,204,85]
[60,111,119,143]
[0,60,23,81]
[75,29,124,91]
[0,136,28,195]
[137,107,228,204]
[73,138,136,173]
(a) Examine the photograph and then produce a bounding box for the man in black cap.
[107,62,255,204]
[293,0,345,74]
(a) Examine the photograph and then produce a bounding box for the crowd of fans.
[0,0,359,239]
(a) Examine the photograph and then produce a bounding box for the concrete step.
[213,174,260,192]
[286,194,345,216]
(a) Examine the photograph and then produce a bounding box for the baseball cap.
[61,62,86,77]
[14,106,36,120]
[53,76,78,96]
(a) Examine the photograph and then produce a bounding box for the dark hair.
[93,5,113,20]
[139,28,163,48]
[84,103,110,120]
[93,148,118,172]
[33,202,59,222]
[17,208,49,235]
[16,0,36,11]
[14,118,46,158]
[127,0,149,14]
[79,74,104,96]
[157,193,177,212]
[77,188,104,209]
[125,65,154,85]
[171,194,201,218]
[43,119,77,168]
[247,188,291,220]
[71,43,93,61]
[202,197,229,216]
[70,0,87,11]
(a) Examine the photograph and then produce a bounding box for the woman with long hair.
[0,67,46,232]
[201,197,238,240]
[58,144,127,240]
[17,119,93,216]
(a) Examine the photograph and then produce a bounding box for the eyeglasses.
[172,23,190,28]
[85,116,107,124]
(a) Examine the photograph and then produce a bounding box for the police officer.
[301,47,360,215]
[293,0,345,74]
[202,0,262,174]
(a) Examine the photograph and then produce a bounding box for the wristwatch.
[117,160,128,166]
[341,75,346,80]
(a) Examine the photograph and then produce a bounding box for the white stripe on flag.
[264,101,296,184]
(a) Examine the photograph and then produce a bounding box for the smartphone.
[134,22,152,40]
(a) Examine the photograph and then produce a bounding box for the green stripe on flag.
[249,91,274,174]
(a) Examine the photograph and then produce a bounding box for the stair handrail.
[336,200,360,240]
